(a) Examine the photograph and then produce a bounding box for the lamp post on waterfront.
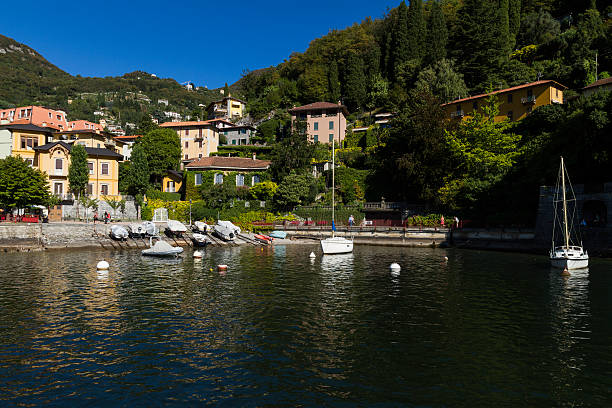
[189,199,192,226]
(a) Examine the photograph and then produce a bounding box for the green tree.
[250,181,278,201]
[498,0,511,57]
[0,156,50,210]
[344,52,366,112]
[508,0,521,49]
[328,60,341,103]
[137,128,182,185]
[125,144,150,197]
[68,144,89,199]
[137,114,158,134]
[439,92,522,211]
[407,0,427,62]
[274,172,314,210]
[517,10,560,46]
[425,0,448,65]
[390,1,410,80]
[270,121,315,181]
[415,59,469,103]
[366,73,390,112]
[104,196,122,219]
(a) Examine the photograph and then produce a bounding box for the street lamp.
[189,199,192,226]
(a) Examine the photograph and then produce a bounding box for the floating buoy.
[561,267,570,276]
[209,268,213,272]
[218,264,228,271]
[444,256,448,262]
[309,252,316,259]
[193,250,203,259]
[97,260,109,270]
[390,263,401,272]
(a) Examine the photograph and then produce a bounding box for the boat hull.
[320,237,353,254]
[550,256,589,270]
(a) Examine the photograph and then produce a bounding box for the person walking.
[348,214,354,228]
[104,211,109,224]
[93,211,98,224]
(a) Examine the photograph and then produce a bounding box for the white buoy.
[390,263,401,272]
[193,250,203,259]
[218,264,228,271]
[309,252,316,259]
[444,256,448,262]
[97,260,109,270]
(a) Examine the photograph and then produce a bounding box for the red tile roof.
[186,156,271,170]
[583,77,612,89]
[441,80,567,106]
[114,134,142,140]
[160,121,216,128]
[289,101,349,116]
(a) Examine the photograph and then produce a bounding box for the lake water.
[0,245,611,407]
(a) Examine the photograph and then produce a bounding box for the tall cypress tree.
[498,0,512,57]
[390,1,410,81]
[426,0,448,65]
[508,0,521,49]
[328,60,341,103]
[344,52,367,112]
[407,0,427,62]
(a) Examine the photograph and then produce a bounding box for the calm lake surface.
[0,245,611,407]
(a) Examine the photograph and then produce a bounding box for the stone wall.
[61,199,138,220]
[0,223,110,250]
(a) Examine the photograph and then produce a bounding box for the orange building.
[0,106,69,130]
[441,80,566,122]
[68,120,104,132]
[289,102,348,144]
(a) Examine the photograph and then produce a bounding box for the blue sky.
[3,0,396,89]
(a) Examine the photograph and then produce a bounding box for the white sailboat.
[320,123,353,255]
[549,156,588,269]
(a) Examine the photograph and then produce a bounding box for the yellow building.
[0,124,123,200]
[54,129,126,155]
[206,96,246,120]
[159,121,219,165]
[442,80,566,122]
[161,170,183,194]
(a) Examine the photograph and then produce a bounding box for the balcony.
[450,110,464,118]
[521,95,536,104]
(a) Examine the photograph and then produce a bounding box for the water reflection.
[0,247,610,406]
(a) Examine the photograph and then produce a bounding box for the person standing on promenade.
[454,216,459,228]
[348,214,354,228]
[441,215,445,227]
[93,211,98,224]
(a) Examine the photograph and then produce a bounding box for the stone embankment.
[0,222,541,254]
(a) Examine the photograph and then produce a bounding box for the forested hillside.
[239,0,611,117]
[0,34,221,129]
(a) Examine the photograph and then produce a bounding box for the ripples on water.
[0,246,611,406]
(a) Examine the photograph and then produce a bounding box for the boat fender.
[193,250,203,259]
[218,264,228,271]
[390,263,401,272]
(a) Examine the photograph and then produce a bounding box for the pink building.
[0,106,68,130]
[288,102,348,144]
[68,120,103,132]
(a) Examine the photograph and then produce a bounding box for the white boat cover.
[110,225,129,239]
[167,219,187,232]
[142,240,183,256]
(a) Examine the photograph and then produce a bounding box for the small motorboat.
[142,239,183,257]
[254,234,273,244]
[193,221,212,233]
[192,233,212,247]
[269,230,287,239]
[166,220,187,237]
[213,220,240,241]
[110,225,129,241]
[142,221,159,237]
[128,222,146,238]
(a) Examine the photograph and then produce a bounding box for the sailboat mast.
[331,116,335,238]
[561,156,570,249]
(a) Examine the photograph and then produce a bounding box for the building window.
[556,88,559,97]
[185,154,188,160]
[252,175,260,186]
[472,101,478,110]
[185,129,189,136]
[88,162,94,175]
[198,153,202,158]
[329,134,334,143]
[101,184,109,195]
[194,173,202,186]
[54,182,63,195]
[199,129,202,137]
[507,111,513,120]
[55,158,63,170]
[25,158,34,167]
[232,140,236,145]
[240,129,246,134]
[87,184,93,195]
[508,94,513,103]
[314,135,318,143]
[329,121,334,130]
[214,173,224,184]
[166,181,175,192]
[48,112,52,118]
[20,137,38,149]
[101,163,109,175]
[185,141,189,148]
[236,174,245,187]
[314,122,318,131]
